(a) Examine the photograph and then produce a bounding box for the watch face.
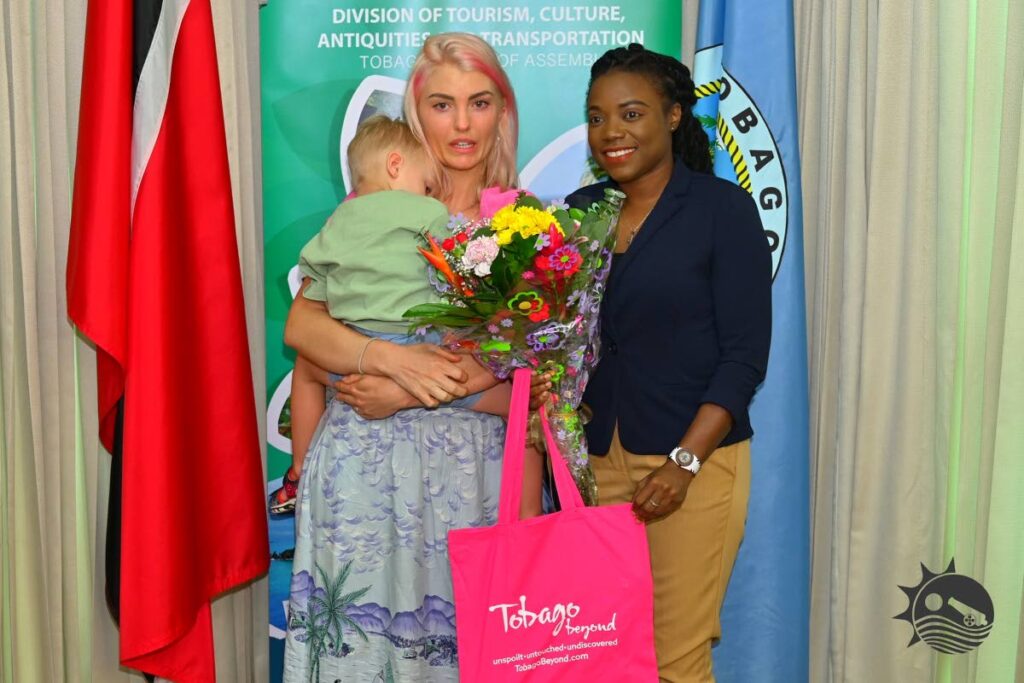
[674,450,694,466]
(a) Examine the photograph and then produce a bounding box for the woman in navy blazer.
[562,45,772,681]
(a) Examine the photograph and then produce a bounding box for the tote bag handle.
[498,368,586,524]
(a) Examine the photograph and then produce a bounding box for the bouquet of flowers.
[404,188,624,506]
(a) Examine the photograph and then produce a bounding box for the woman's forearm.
[678,403,734,461]
[284,284,370,375]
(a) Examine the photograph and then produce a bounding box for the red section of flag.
[67,1,270,680]
[67,0,132,453]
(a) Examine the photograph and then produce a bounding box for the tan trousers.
[592,432,751,683]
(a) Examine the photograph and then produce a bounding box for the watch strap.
[669,447,702,475]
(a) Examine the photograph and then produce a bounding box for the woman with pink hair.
[282,34,521,682]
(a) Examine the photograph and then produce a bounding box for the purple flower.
[525,327,563,352]
[448,213,467,229]
[500,318,514,328]
[487,323,500,334]
[534,233,552,251]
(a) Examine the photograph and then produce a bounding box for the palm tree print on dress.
[289,565,460,676]
[289,562,371,682]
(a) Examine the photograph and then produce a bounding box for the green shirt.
[298,191,449,333]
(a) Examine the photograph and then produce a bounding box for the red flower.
[442,238,456,251]
[538,245,582,277]
[528,304,551,322]
[532,222,581,280]
[456,232,469,244]
[545,224,565,249]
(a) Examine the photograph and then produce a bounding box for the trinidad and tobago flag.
[66,1,269,680]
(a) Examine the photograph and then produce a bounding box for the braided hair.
[588,43,712,174]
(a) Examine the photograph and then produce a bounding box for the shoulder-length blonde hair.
[403,33,519,202]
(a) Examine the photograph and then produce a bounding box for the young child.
[271,115,543,518]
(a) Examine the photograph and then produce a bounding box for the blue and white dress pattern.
[283,332,505,682]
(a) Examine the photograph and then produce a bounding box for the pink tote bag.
[448,369,659,682]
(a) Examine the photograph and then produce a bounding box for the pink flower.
[461,235,500,276]
[479,187,522,219]
[479,186,539,219]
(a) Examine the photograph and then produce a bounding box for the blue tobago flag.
[693,0,810,681]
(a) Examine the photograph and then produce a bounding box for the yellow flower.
[490,205,562,245]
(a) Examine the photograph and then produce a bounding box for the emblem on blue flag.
[694,45,789,279]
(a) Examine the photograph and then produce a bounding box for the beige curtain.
[798,0,1024,681]
[682,0,700,66]
[209,1,268,677]
[0,0,267,681]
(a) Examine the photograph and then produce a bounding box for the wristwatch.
[668,447,702,476]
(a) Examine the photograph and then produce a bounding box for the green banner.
[260,1,681,673]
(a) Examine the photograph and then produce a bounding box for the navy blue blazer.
[568,160,772,456]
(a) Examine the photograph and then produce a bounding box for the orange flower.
[419,234,471,295]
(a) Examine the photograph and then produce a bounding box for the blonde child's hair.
[403,32,519,201]
[347,115,426,189]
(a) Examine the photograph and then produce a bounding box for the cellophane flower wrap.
[404,188,624,506]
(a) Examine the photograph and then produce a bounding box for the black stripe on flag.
[133,0,164,95]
